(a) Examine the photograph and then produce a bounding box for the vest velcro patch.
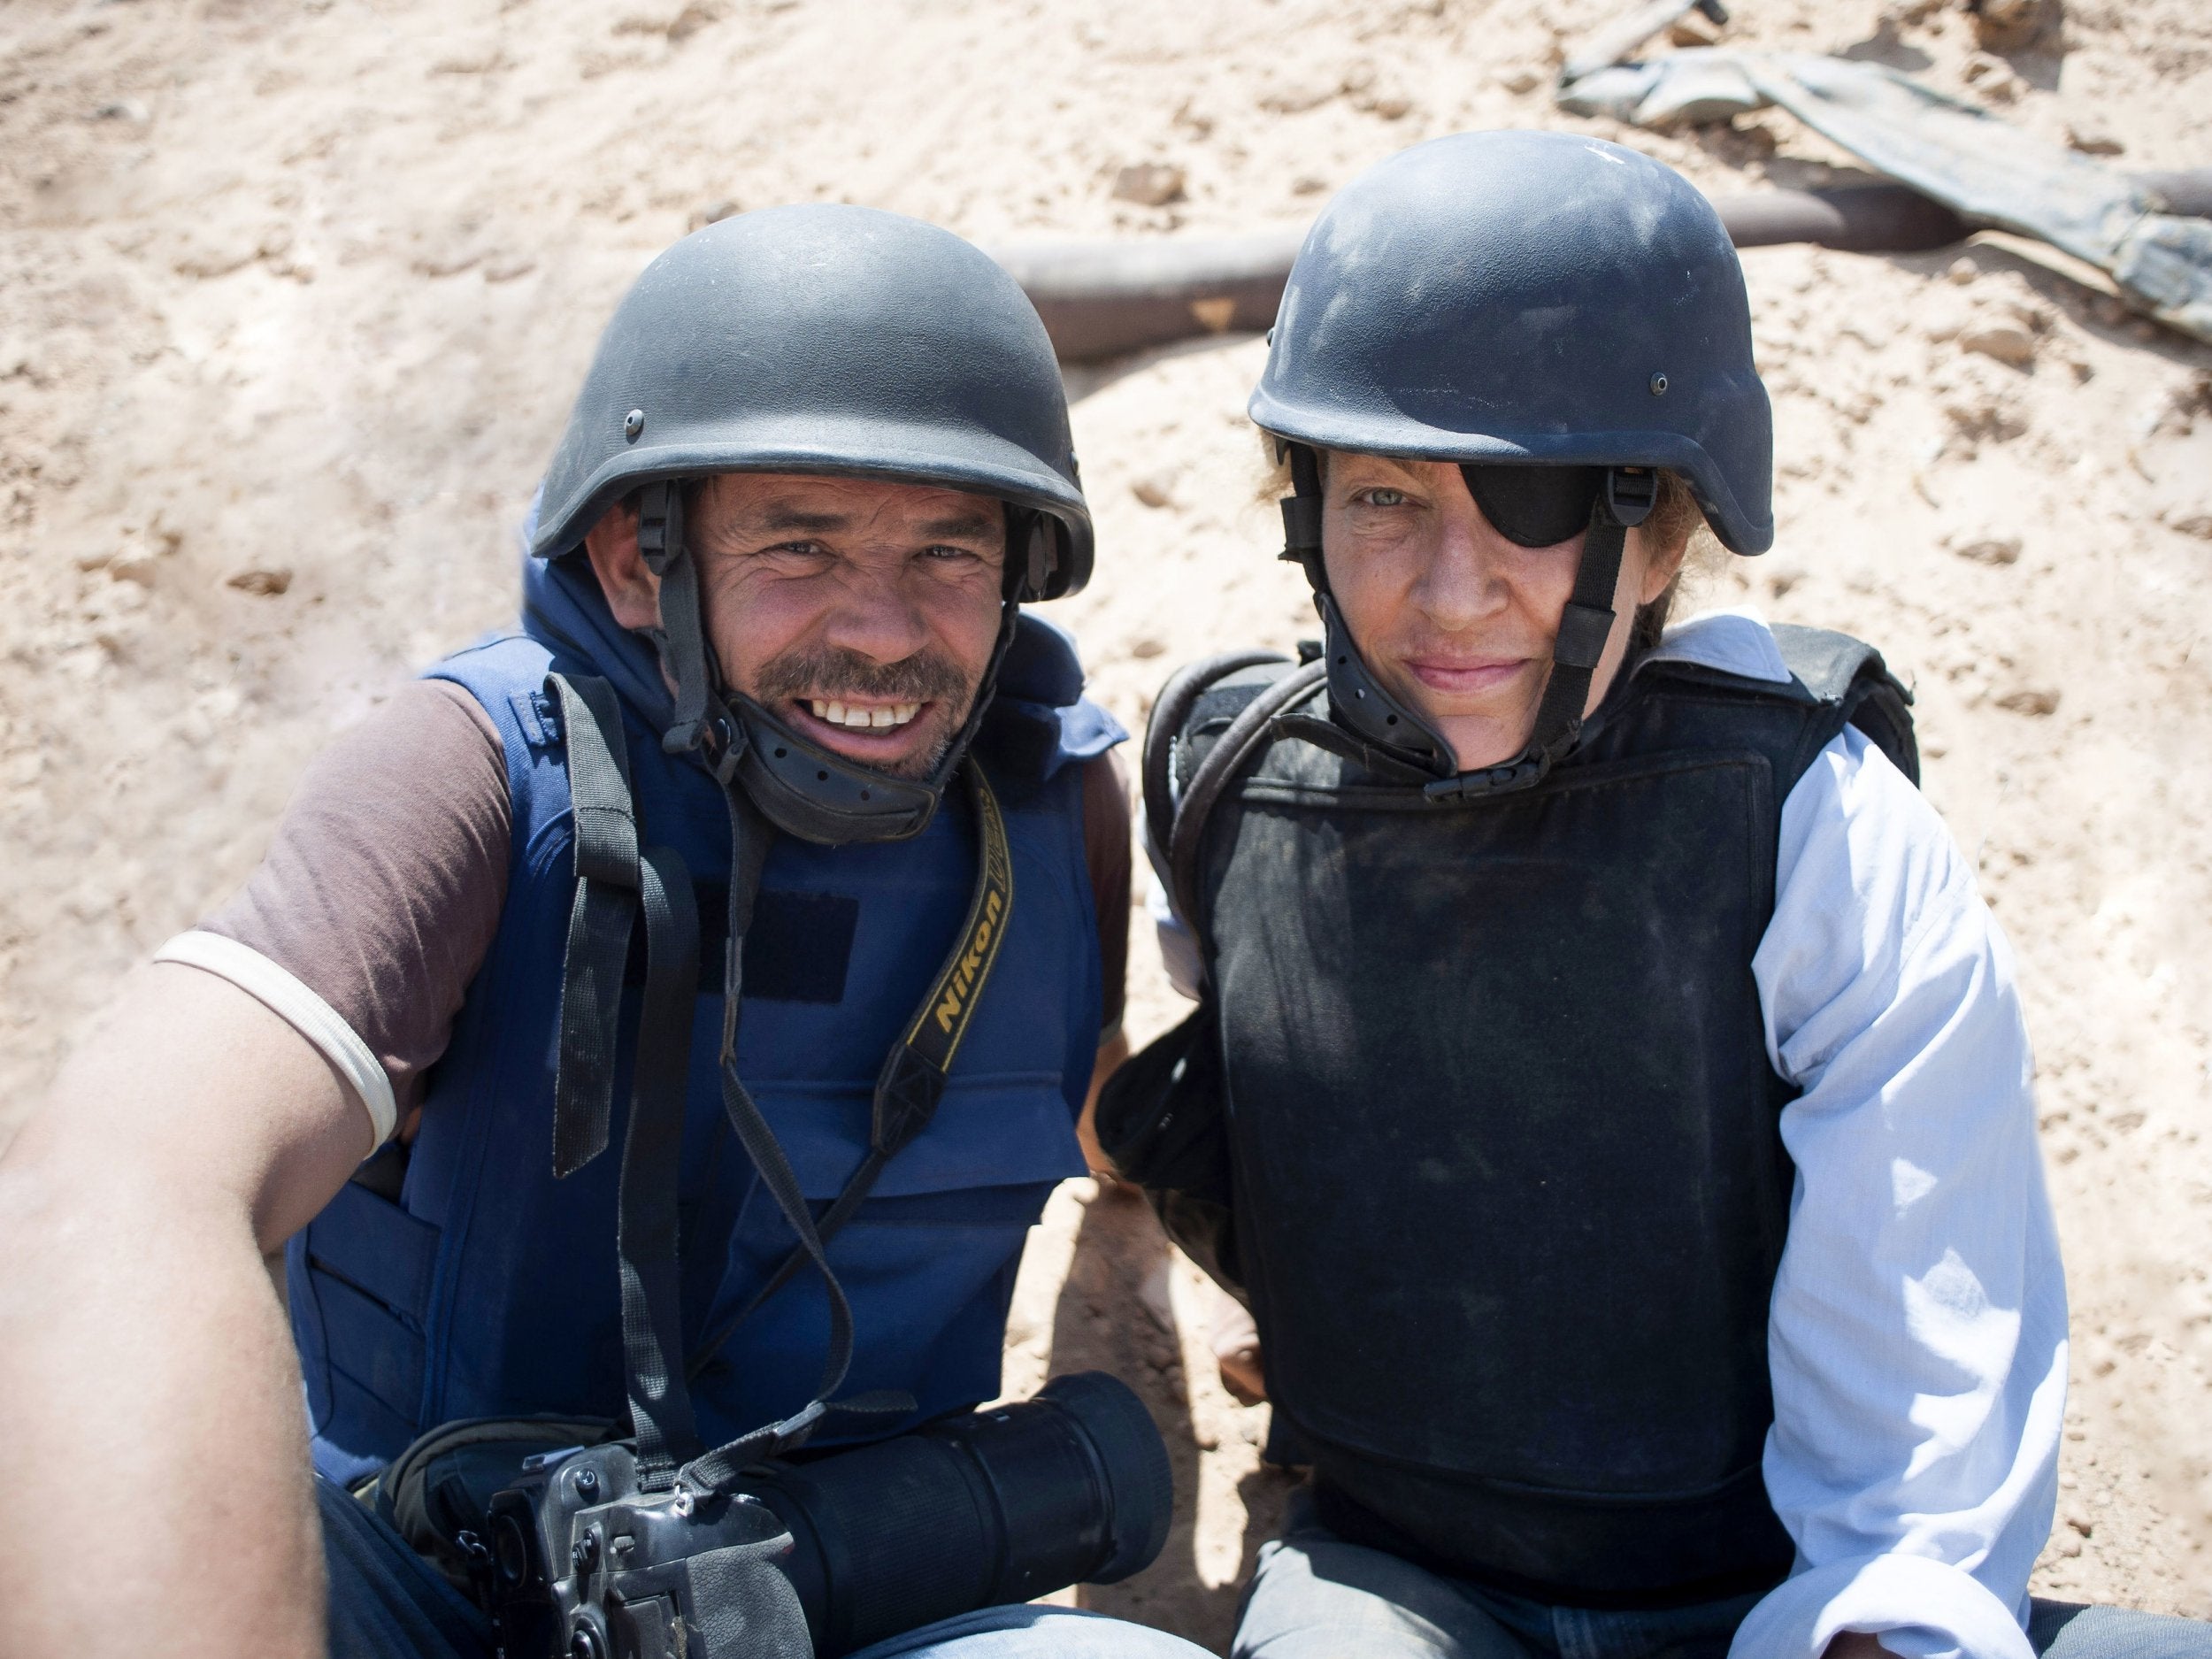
[623,885,859,1003]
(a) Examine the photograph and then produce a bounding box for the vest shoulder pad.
[979,612,1127,787]
[1637,624,1918,790]
[1141,651,1301,861]
[1769,625,1920,788]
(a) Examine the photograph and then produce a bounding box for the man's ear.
[582,498,664,632]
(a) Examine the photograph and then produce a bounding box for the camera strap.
[680,761,1017,1373]
[546,672,715,1487]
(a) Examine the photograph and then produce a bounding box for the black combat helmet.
[1252,130,1774,797]
[533,204,1093,844]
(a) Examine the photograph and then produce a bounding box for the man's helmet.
[1250,131,1774,798]
[533,204,1092,844]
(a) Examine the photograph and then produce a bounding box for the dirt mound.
[4,0,2208,1636]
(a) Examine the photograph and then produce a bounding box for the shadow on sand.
[1044,1182,1299,1655]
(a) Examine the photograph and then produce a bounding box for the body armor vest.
[1176,626,1914,1605]
[288,557,1113,1487]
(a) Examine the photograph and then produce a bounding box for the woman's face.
[1320,453,1684,772]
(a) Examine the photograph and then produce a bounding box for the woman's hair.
[1256,440,1724,655]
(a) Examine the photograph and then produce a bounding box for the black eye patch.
[1460,464,1606,549]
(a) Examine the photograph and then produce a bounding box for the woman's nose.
[1411,478,1511,631]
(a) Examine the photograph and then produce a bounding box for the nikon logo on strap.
[921,770,1013,1055]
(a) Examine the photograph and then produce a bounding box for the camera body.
[484,1371,1171,1659]
[487,1440,810,1659]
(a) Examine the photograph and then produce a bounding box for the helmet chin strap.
[634,480,1030,847]
[1274,443,1656,802]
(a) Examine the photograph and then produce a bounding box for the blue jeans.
[319,1476,1208,1659]
[1231,1489,2212,1659]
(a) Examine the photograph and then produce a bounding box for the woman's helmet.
[1251,130,1773,796]
[533,204,1092,844]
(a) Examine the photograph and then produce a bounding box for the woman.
[1113,132,2210,1659]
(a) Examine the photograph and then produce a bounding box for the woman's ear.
[582,499,664,632]
[1634,521,1690,606]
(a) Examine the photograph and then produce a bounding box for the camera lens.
[733,1371,1172,1657]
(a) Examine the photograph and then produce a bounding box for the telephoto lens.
[736,1371,1174,1657]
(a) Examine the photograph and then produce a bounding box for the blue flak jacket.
[288,552,1122,1486]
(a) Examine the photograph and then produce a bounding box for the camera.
[482,1371,1172,1659]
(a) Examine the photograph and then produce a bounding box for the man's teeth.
[807,699,921,731]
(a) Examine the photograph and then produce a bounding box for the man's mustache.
[751,646,975,709]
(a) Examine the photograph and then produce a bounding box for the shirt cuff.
[1730,1555,2035,1659]
[153,929,397,1154]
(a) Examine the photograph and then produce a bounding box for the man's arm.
[0,963,377,1659]
[0,679,512,1659]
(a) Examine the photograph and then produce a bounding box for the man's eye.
[921,544,978,561]
[1358,488,1409,508]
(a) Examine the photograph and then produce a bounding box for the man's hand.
[0,962,373,1659]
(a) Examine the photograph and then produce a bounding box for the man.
[1113,133,2212,1658]
[0,205,1204,1659]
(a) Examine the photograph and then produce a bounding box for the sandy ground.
[4,0,2211,1644]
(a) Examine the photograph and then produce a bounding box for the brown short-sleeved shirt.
[188,680,1130,1133]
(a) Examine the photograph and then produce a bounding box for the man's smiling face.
[587,472,1009,780]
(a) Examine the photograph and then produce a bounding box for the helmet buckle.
[1605,466,1657,528]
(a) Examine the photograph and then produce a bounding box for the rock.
[1995,687,2061,717]
[2169,512,2212,540]
[1131,473,1177,509]
[1291,175,1329,196]
[1362,93,1414,119]
[1110,163,1186,208]
[1966,0,2051,51]
[227,567,293,596]
[1130,637,1166,659]
[691,198,741,230]
[1257,82,1336,114]
[482,255,536,283]
[173,230,264,280]
[429,42,507,74]
[412,244,486,279]
[1951,534,2023,565]
[1960,319,2036,366]
[1497,65,1545,94]
[1946,257,1978,286]
[1960,51,2024,100]
[1668,10,1724,45]
[88,97,150,124]
[2067,122,2125,157]
[665,2,720,42]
